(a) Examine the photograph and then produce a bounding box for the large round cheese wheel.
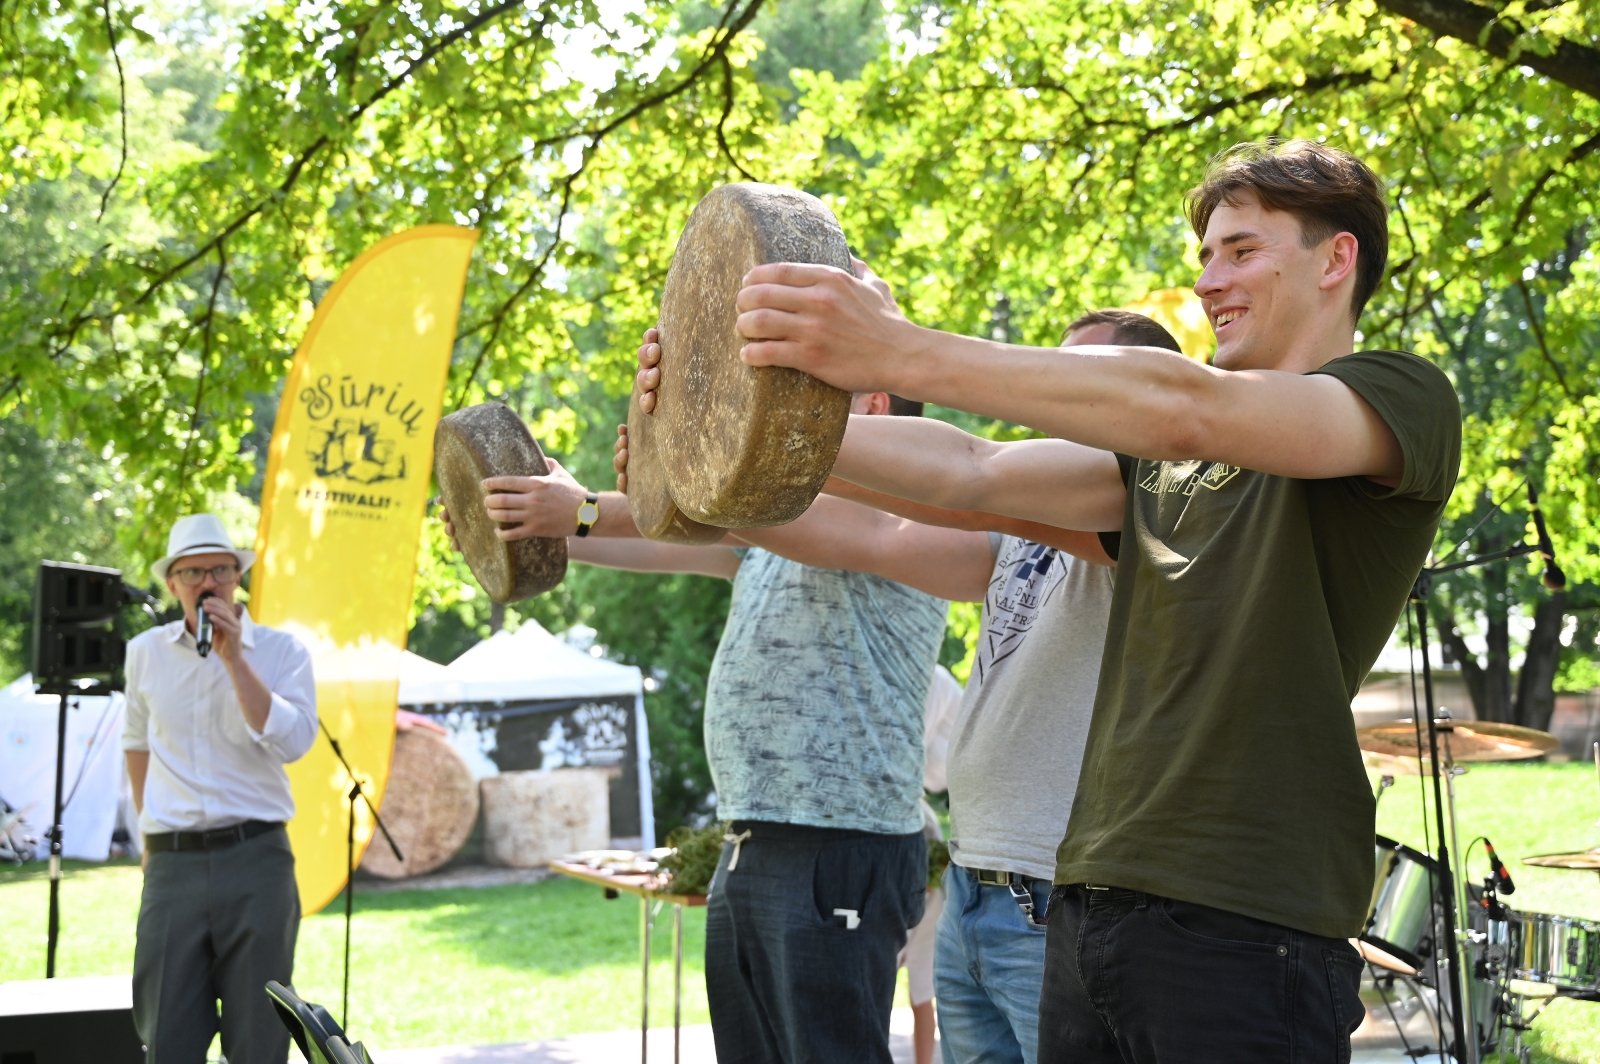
[359,727,478,879]
[624,387,724,544]
[434,403,567,601]
[632,183,852,534]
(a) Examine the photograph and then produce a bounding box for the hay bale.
[480,768,610,868]
[360,728,478,879]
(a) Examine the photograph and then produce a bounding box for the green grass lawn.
[4,761,1599,1058]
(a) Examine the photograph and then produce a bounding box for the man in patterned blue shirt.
[450,380,954,1064]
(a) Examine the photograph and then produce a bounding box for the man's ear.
[1320,231,1359,292]
[853,391,892,416]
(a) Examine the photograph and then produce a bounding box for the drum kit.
[1353,719,1600,1063]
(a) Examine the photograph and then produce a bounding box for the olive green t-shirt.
[1055,350,1461,939]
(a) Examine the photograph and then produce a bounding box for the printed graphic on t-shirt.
[974,540,1067,686]
[1138,461,1241,496]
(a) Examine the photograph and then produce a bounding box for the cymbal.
[1355,719,1558,763]
[1523,850,1600,870]
[1362,750,1426,776]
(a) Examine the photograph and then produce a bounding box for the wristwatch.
[575,492,600,537]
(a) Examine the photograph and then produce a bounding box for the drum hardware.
[1353,965,1444,1057]
[1354,718,1559,764]
[1357,705,1570,1061]
[1522,849,1600,870]
[1376,504,1567,1062]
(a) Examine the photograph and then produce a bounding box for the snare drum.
[1365,835,1445,981]
[1504,910,1600,994]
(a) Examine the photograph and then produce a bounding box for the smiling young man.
[683,140,1463,1061]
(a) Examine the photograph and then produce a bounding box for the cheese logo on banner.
[298,375,426,502]
[253,225,478,915]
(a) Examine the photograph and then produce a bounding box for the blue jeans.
[1038,885,1366,1064]
[934,864,1053,1064]
[704,821,926,1064]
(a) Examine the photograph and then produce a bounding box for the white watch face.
[578,502,599,524]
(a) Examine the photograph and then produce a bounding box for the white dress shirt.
[121,608,318,834]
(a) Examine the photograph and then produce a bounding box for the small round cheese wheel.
[434,403,567,601]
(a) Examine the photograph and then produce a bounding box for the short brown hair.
[1184,140,1388,323]
[1062,309,1182,353]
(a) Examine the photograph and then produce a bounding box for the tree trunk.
[1513,590,1568,733]
[1440,605,1486,717]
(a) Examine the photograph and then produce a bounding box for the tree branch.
[96,0,129,222]
[716,53,759,182]
[1376,0,1600,102]
[119,0,530,314]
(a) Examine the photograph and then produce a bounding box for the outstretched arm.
[821,477,1114,566]
[442,460,741,580]
[631,328,1126,536]
[831,415,1126,533]
[729,263,1403,484]
[612,424,995,600]
[730,496,993,601]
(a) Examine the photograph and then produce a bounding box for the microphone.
[195,591,214,658]
[1527,481,1567,591]
[1485,838,1516,896]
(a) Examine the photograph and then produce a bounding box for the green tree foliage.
[0,420,129,681]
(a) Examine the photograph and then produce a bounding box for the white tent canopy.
[395,648,464,706]
[399,622,654,846]
[0,675,129,861]
[435,623,643,703]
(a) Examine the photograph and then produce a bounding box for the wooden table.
[550,860,706,1064]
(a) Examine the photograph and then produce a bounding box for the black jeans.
[1038,885,1365,1064]
[704,821,926,1064]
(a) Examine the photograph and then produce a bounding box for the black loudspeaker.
[0,976,144,1064]
[31,561,127,695]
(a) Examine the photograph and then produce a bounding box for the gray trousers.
[133,826,299,1064]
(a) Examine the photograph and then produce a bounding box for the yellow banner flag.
[253,225,477,914]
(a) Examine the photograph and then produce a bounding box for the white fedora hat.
[150,513,258,585]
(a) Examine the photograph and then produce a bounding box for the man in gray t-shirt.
[929,311,1179,1064]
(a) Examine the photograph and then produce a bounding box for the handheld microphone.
[1527,481,1567,591]
[195,591,214,658]
[1485,838,1516,896]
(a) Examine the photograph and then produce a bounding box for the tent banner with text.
[253,225,477,914]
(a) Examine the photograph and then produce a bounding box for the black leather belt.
[144,820,281,853]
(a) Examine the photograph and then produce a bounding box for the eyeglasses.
[170,563,241,587]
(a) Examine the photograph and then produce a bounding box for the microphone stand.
[1410,539,1538,1063]
[37,679,118,979]
[44,689,71,978]
[318,719,403,1029]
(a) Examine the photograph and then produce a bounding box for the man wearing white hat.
[121,513,318,1063]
